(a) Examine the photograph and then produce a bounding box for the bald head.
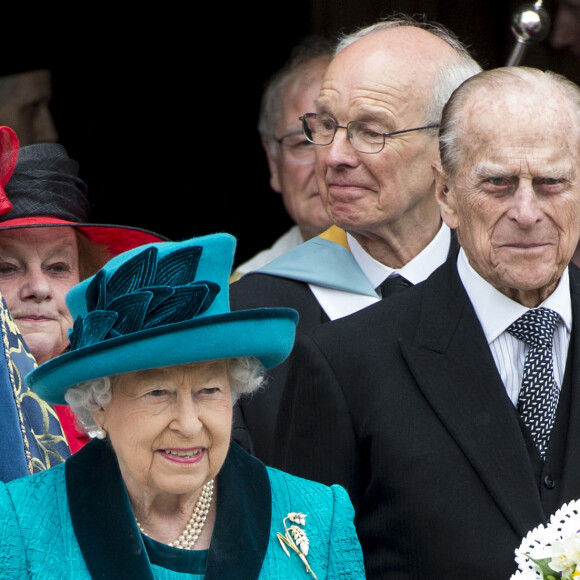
[327,28,450,122]
[336,22,464,68]
[330,18,482,127]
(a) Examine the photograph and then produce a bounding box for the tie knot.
[507,307,561,348]
[377,274,412,299]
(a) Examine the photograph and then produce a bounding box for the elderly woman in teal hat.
[0,233,365,579]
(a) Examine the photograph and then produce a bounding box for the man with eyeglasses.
[230,17,481,465]
[230,37,333,282]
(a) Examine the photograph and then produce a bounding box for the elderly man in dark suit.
[271,66,580,579]
[230,17,482,463]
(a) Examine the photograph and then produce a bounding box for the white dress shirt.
[457,248,572,405]
[310,223,452,320]
[349,222,452,289]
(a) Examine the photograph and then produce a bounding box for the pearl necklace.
[136,479,214,550]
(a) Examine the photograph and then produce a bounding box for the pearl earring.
[88,427,107,440]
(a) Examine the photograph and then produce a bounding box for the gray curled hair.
[64,357,266,435]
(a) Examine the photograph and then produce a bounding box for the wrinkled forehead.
[318,51,431,122]
[467,75,577,121]
[0,225,78,245]
[458,84,580,154]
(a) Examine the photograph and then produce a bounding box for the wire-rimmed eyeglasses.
[300,113,440,154]
[274,131,316,164]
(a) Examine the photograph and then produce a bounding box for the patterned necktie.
[377,274,412,299]
[506,307,561,459]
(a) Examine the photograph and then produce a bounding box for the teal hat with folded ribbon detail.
[26,233,299,405]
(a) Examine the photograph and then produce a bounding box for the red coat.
[54,405,89,453]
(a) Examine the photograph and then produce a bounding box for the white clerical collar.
[457,248,572,343]
[347,222,451,289]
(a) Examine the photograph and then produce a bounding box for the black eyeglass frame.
[300,113,440,154]
[271,130,316,164]
[274,130,308,146]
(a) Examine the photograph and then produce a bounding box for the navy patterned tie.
[377,274,412,299]
[507,307,561,459]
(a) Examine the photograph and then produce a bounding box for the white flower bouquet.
[511,499,580,579]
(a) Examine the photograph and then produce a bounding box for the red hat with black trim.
[0,142,167,255]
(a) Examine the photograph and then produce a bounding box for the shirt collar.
[347,222,451,289]
[457,248,572,343]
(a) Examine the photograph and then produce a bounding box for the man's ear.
[261,136,282,194]
[433,161,459,230]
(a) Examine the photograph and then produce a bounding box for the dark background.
[13,1,580,268]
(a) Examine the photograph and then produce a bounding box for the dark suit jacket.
[270,257,580,579]
[230,233,459,464]
[230,274,330,462]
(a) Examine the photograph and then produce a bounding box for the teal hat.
[26,233,299,405]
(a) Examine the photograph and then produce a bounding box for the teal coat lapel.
[66,439,271,579]
[398,259,544,538]
[66,438,154,579]
[205,442,271,579]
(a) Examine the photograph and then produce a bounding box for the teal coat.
[0,439,365,579]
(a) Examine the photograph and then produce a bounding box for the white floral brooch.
[277,512,318,579]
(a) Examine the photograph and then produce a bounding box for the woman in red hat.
[0,140,168,451]
[0,127,71,481]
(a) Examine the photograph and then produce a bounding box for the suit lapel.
[398,259,544,537]
[559,265,580,501]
